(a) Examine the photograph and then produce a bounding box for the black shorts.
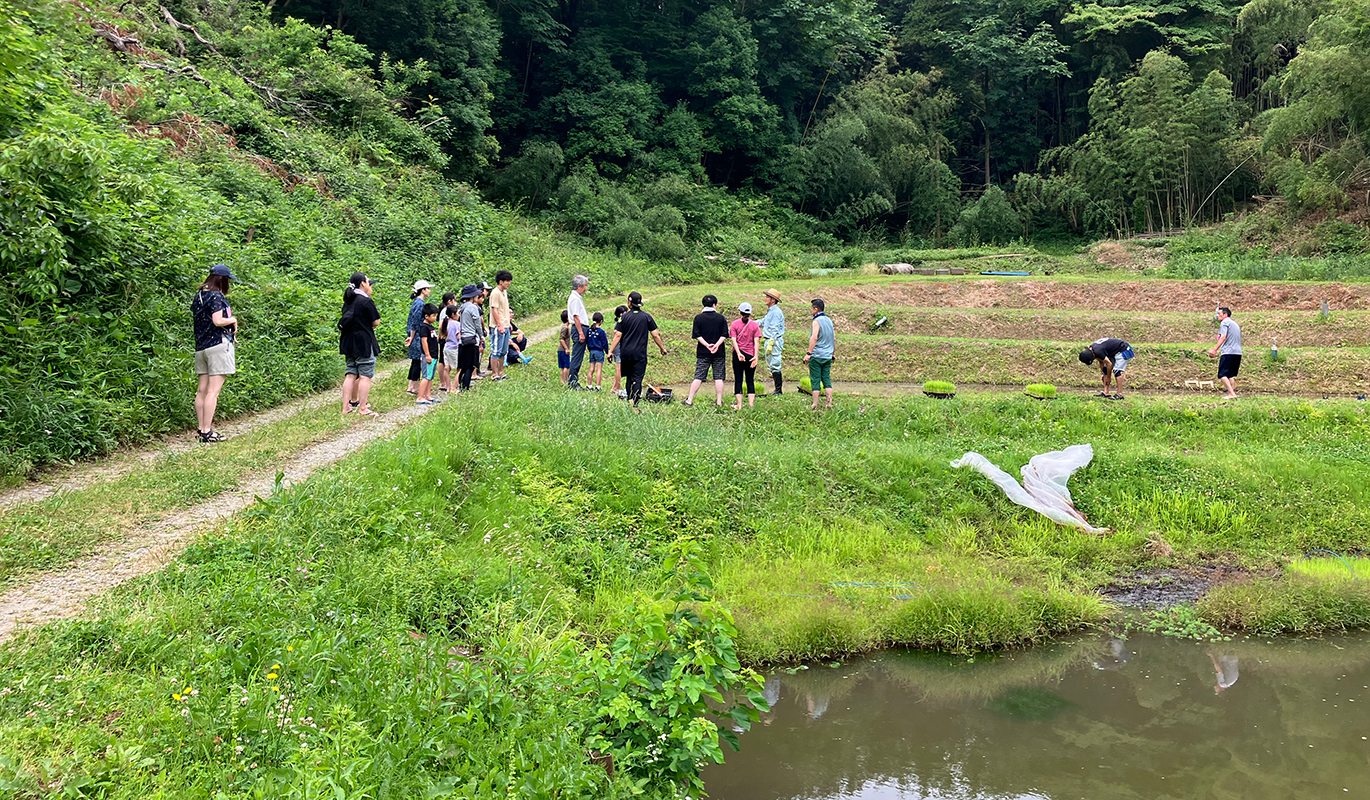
[1217,354,1242,378]
[457,342,481,371]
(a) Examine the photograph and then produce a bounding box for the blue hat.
[461,284,480,300]
[209,263,238,280]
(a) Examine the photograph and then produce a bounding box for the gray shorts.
[194,340,236,376]
[345,354,376,378]
[694,352,727,382]
[442,343,461,369]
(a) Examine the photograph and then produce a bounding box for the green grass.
[0,366,414,585]
[1287,554,1370,581]
[923,380,956,395]
[2,371,1369,795]
[1025,383,1057,398]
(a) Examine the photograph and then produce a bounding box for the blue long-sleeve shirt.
[761,305,785,339]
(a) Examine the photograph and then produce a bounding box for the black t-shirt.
[418,322,438,359]
[339,294,380,357]
[615,309,658,360]
[1089,338,1129,360]
[691,310,729,358]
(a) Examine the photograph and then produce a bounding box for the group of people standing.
[397,272,531,405]
[335,271,533,415]
[193,265,1251,443]
[1078,306,1243,400]
[676,290,833,410]
[556,277,838,410]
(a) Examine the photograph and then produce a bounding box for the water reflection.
[705,634,1370,799]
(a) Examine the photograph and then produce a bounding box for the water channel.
[704,633,1370,799]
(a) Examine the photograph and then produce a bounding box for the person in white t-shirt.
[566,275,590,389]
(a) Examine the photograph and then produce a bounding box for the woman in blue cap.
[191,264,240,442]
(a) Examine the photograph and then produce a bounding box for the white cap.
[412,279,434,292]
[738,302,753,314]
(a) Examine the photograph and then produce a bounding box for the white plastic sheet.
[951,444,1107,533]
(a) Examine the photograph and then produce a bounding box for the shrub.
[950,186,1022,246]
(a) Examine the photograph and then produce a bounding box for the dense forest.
[265,0,1370,243]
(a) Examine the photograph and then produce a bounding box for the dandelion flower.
[267,673,278,680]
[272,687,280,693]
[172,694,182,701]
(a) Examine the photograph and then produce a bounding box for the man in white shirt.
[566,275,590,389]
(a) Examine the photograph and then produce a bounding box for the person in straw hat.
[759,288,786,395]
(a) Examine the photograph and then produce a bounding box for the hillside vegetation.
[0,0,803,479]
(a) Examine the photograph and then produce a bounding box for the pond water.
[704,633,1370,800]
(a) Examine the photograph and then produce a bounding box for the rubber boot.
[772,372,783,395]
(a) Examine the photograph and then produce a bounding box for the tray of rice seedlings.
[1025,383,1057,400]
[923,380,956,399]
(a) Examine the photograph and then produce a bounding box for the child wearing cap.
[558,310,571,385]
[729,302,761,409]
[416,303,439,404]
[456,284,484,391]
[586,312,609,391]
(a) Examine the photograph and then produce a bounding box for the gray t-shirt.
[1219,317,1242,355]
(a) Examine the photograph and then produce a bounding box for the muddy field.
[820,307,1370,347]
[820,279,1370,312]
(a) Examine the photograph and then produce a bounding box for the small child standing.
[611,304,627,395]
[558,309,571,385]
[416,303,440,405]
[587,311,609,391]
[440,307,461,387]
[436,292,457,392]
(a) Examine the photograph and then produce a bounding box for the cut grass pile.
[2,372,1369,795]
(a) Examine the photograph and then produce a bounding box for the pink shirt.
[730,318,761,356]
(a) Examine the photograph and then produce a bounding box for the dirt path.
[0,363,404,511]
[0,397,438,642]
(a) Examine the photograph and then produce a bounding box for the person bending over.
[1079,338,1134,399]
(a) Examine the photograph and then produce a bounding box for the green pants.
[808,357,832,391]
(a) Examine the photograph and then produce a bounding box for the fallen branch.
[136,60,210,85]
[158,6,312,117]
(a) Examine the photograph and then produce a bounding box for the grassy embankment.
[3,360,1369,794]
